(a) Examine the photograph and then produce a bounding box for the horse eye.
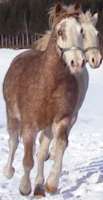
[58,30,63,36]
[80,28,85,38]
[97,32,99,38]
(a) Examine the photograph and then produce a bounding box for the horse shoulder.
[73,67,89,116]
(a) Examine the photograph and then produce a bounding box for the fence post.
[0,32,40,49]
[1,34,4,48]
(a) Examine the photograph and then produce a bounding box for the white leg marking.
[46,138,67,192]
[45,119,69,193]
[34,128,51,196]
[49,138,57,160]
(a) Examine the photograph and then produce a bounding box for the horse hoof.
[45,183,57,193]
[19,176,31,196]
[3,166,15,179]
[20,189,31,196]
[34,184,45,197]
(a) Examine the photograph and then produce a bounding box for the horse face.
[56,17,86,74]
[80,12,102,68]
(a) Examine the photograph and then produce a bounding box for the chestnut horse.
[3,3,101,198]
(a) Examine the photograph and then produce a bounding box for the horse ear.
[92,13,98,26]
[55,2,64,16]
[74,1,81,10]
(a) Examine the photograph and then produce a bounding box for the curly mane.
[49,4,82,28]
[79,11,93,23]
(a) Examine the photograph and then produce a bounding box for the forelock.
[48,4,81,29]
[79,11,92,23]
[56,17,79,30]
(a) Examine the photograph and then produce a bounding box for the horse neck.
[44,34,62,70]
[41,34,69,89]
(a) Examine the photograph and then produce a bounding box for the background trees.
[0,0,102,35]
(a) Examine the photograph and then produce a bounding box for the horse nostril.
[82,59,85,67]
[92,58,95,63]
[100,57,102,65]
[71,60,74,66]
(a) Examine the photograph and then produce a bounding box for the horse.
[3,2,86,197]
[36,9,103,162]
[3,2,102,197]
[34,10,102,68]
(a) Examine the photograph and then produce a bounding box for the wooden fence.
[0,32,42,49]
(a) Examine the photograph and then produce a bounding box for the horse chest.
[74,67,89,115]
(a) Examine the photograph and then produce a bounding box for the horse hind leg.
[3,112,20,179]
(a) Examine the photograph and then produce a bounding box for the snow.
[0,49,103,200]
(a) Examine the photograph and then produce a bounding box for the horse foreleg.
[19,126,34,196]
[49,115,77,161]
[3,116,19,179]
[45,118,70,193]
[34,127,52,197]
[39,130,50,161]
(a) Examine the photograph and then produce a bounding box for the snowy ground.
[0,49,103,200]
